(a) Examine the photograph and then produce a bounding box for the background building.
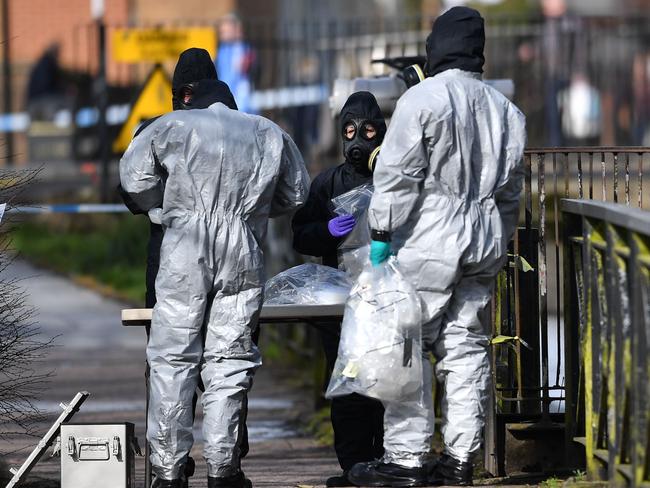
[0,0,649,165]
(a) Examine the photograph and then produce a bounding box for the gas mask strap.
[368,146,381,173]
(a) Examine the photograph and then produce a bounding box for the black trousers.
[318,322,385,471]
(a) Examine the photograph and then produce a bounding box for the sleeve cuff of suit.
[371,229,391,242]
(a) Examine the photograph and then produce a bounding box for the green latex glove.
[370,240,391,267]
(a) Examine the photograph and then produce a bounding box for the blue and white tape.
[9,204,130,214]
[0,84,328,133]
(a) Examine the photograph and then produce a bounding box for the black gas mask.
[339,91,386,175]
[342,118,382,175]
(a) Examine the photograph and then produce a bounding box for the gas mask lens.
[342,121,377,141]
[343,122,356,141]
[362,123,377,141]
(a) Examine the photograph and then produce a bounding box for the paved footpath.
[0,260,339,488]
[0,261,553,487]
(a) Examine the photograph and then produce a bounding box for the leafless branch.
[0,169,54,440]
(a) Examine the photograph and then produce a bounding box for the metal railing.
[562,198,650,486]
[525,147,649,413]
[486,147,650,476]
[63,15,650,145]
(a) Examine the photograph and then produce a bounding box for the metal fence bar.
[602,152,608,201]
[638,152,643,209]
[514,226,523,406]
[525,147,650,154]
[497,146,650,477]
[525,153,533,230]
[561,198,650,486]
[589,152,594,200]
[538,153,550,418]
[578,152,584,199]
[557,152,569,387]
[614,152,619,204]
[625,153,630,206]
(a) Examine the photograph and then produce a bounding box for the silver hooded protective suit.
[368,69,526,466]
[119,102,309,480]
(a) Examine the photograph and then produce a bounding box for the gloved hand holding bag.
[326,257,423,404]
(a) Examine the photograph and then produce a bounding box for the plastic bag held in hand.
[331,184,374,279]
[326,257,423,403]
[328,214,356,237]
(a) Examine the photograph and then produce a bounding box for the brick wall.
[1,0,129,113]
[133,0,235,26]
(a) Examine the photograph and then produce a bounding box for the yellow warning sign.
[112,27,216,63]
[113,65,172,152]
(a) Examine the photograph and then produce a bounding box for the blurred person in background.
[357,7,526,486]
[215,13,258,114]
[288,54,322,160]
[539,0,582,146]
[26,44,65,121]
[518,0,584,146]
[633,48,650,145]
[557,71,601,145]
[120,73,309,487]
[292,91,387,487]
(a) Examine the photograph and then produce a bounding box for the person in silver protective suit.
[349,7,527,487]
[120,87,310,488]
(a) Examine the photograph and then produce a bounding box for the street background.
[0,0,649,486]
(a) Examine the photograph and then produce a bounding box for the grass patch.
[572,470,587,482]
[11,214,149,305]
[540,477,564,488]
[306,405,334,446]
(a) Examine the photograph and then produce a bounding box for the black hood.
[177,79,238,111]
[339,91,386,175]
[425,7,485,78]
[339,91,386,135]
[172,48,218,109]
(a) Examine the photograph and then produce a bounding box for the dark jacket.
[291,162,371,268]
[292,91,384,268]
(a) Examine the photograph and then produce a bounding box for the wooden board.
[121,304,345,326]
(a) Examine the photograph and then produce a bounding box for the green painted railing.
[562,198,650,486]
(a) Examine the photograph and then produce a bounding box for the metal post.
[2,0,13,165]
[97,18,109,202]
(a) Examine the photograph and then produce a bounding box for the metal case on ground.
[60,422,135,488]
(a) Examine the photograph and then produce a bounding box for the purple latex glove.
[328,214,356,237]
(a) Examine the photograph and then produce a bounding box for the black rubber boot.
[427,453,473,486]
[208,471,253,488]
[151,478,184,488]
[347,460,427,487]
[182,457,195,488]
[151,460,193,488]
[326,470,354,487]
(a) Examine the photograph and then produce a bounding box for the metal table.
[121,302,344,487]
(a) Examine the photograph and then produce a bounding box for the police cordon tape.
[9,204,130,214]
[0,84,328,133]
